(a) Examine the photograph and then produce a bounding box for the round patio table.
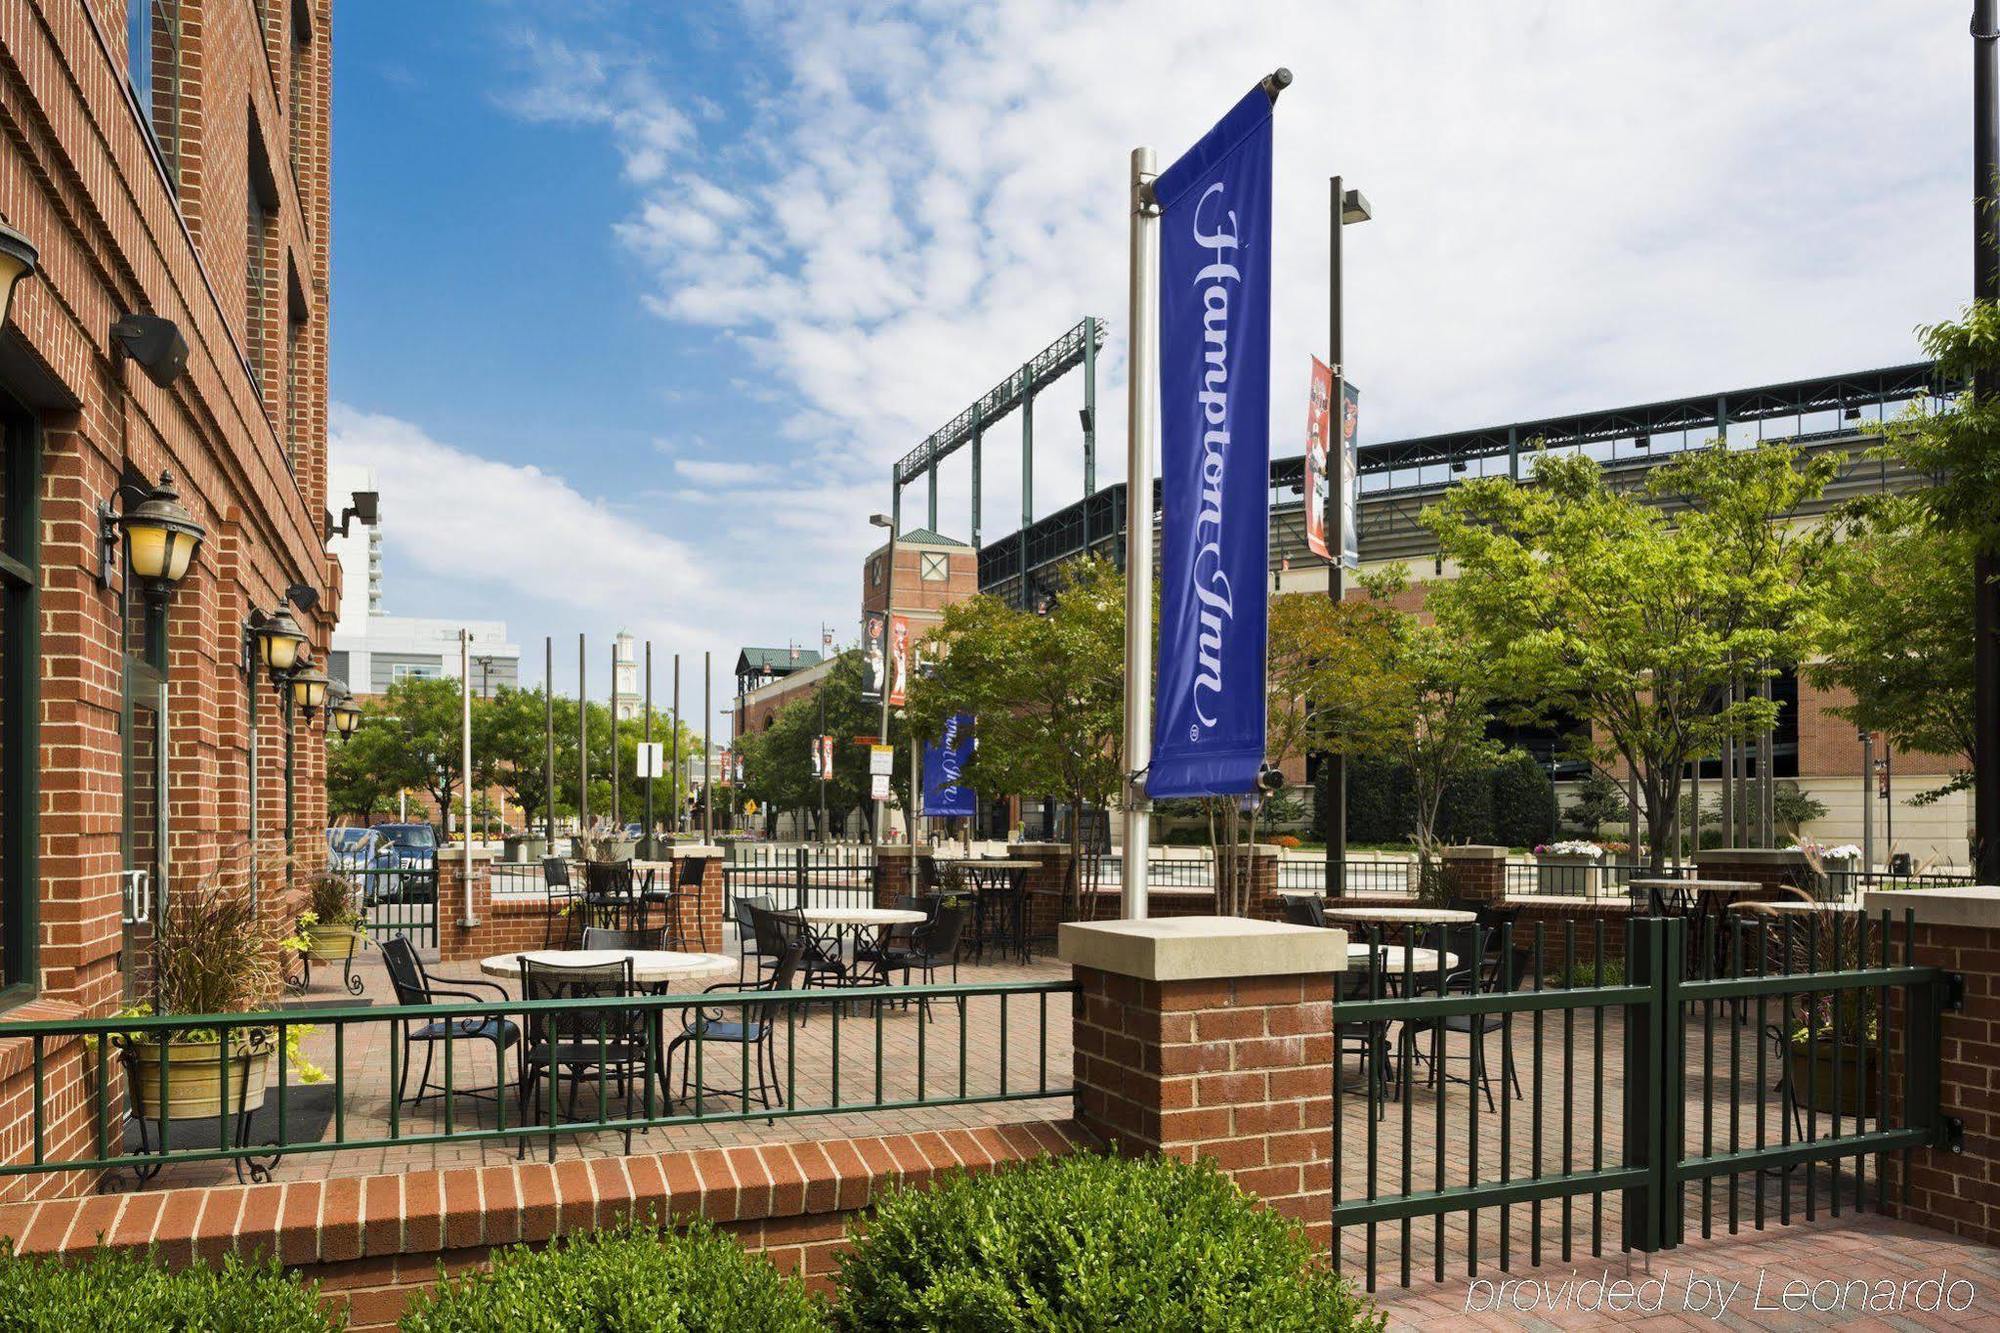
[479,949,736,990]
[802,907,928,986]
[1758,899,1861,914]
[947,860,1037,964]
[1324,906,1478,926]
[1347,943,1459,973]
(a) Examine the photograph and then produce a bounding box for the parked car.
[360,823,437,905]
[326,826,378,870]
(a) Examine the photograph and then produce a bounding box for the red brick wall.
[1071,964,1334,1247]
[0,1122,1084,1329]
[0,0,333,1195]
[1882,917,2000,1247]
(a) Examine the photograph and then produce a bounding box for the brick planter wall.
[1441,845,1507,904]
[0,1123,1084,1329]
[1873,887,2000,1247]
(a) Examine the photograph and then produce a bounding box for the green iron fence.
[1329,912,1956,1290]
[344,863,437,948]
[0,976,1074,1188]
[723,845,877,914]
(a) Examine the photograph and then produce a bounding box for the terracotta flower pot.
[126,1035,273,1120]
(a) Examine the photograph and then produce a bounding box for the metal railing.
[0,976,1075,1185]
[1502,860,1697,901]
[489,862,547,898]
[340,862,438,947]
[723,845,877,913]
[1329,910,1954,1289]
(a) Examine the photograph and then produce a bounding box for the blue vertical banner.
[922,712,977,817]
[1150,85,1274,798]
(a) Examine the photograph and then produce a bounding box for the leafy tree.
[1563,772,1629,838]
[1808,499,1976,807]
[1424,449,1820,872]
[368,677,472,834]
[905,558,1125,915]
[480,687,568,833]
[1487,752,1558,849]
[326,714,415,823]
[743,651,908,840]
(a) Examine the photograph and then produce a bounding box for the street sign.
[635,742,665,778]
[870,773,891,800]
[868,744,894,777]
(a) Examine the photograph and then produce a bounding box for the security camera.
[1257,766,1286,795]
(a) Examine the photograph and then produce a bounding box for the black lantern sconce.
[98,470,206,598]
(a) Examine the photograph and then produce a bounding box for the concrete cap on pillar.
[1862,885,2000,929]
[1058,915,1348,982]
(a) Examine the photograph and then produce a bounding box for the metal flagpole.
[1122,144,1160,921]
[644,642,654,852]
[543,637,554,843]
[672,655,682,834]
[703,651,713,842]
[460,629,474,921]
[578,634,588,834]
[610,639,620,832]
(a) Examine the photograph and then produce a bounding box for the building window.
[284,267,308,475]
[288,0,312,174]
[869,559,882,587]
[245,109,280,405]
[920,552,948,582]
[126,1,183,184]
[0,398,40,1001]
[391,662,442,682]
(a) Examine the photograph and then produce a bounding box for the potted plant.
[572,817,636,863]
[1776,907,1879,1115]
[1790,839,1862,899]
[1533,840,1604,896]
[119,876,320,1122]
[294,872,363,963]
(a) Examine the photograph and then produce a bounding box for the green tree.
[1807,498,1975,804]
[370,677,473,834]
[480,687,568,833]
[905,558,1125,915]
[743,651,907,840]
[1424,450,1811,872]
[326,714,416,823]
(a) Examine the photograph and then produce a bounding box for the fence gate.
[722,845,877,917]
[1328,913,1958,1291]
[345,861,439,949]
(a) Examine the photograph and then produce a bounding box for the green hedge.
[831,1154,1381,1332]
[400,1218,821,1332]
[0,1243,339,1332]
[1318,753,1556,849]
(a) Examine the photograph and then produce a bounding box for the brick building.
[0,0,336,1190]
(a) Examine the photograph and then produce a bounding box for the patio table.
[1347,943,1459,973]
[479,949,736,990]
[801,906,928,985]
[949,859,1037,964]
[1324,906,1478,926]
[1758,899,1862,913]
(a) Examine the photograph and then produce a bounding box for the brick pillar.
[872,847,928,908]
[1243,845,1284,921]
[1873,887,2000,1246]
[1441,845,1509,906]
[437,851,494,962]
[1060,915,1347,1246]
[684,849,725,952]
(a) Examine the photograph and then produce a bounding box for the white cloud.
[475,1,1967,683]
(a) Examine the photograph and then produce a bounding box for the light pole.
[1973,0,2000,880]
[817,687,830,845]
[1324,175,1372,900]
[869,513,897,849]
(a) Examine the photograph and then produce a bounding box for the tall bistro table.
[480,949,737,992]
[941,858,1039,964]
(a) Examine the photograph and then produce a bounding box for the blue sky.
[329,1,1966,735]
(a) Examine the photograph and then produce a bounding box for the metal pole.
[1020,374,1034,607]
[1860,729,1875,873]
[577,634,588,835]
[460,629,473,919]
[1973,0,2000,880]
[644,641,654,852]
[876,519,899,847]
[1758,674,1775,847]
[970,413,983,551]
[703,651,713,842]
[1121,144,1159,921]
[818,689,829,845]
[1883,745,1895,861]
[927,463,938,531]
[672,655,682,834]
[1325,175,1348,900]
[910,728,921,897]
[543,637,554,843]
[610,640,620,832]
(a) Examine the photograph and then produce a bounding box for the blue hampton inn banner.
[922,712,977,818]
[1149,86,1274,798]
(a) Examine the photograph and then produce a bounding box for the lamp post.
[1323,175,1372,901]
[869,513,897,849]
[1973,0,2000,881]
[0,222,40,328]
[331,693,362,739]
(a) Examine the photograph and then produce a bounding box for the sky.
[329,0,1968,739]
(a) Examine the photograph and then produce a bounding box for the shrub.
[831,1154,1381,1332]
[1488,752,1558,848]
[1432,768,1494,846]
[400,1217,821,1333]
[0,1242,337,1331]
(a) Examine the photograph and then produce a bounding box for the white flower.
[1539,840,1604,858]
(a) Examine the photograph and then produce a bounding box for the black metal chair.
[542,856,579,949]
[865,900,969,1015]
[751,905,847,994]
[584,861,652,933]
[1400,923,1521,1111]
[1336,963,1391,1119]
[379,937,519,1109]
[855,895,937,984]
[665,938,805,1114]
[655,855,707,949]
[731,894,777,981]
[581,926,666,952]
[516,955,651,1161]
[1281,895,1328,928]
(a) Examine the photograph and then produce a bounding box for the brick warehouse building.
[0,0,334,1198]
